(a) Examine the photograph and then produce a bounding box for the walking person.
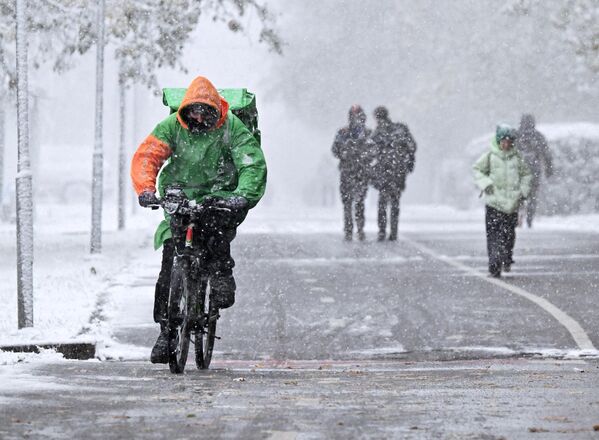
[473,124,532,278]
[515,114,553,227]
[371,106,416,241]
[332,105,375,241]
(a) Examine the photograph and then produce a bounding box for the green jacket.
[473,138,532,214]
[131,76,267,249]
[150,112,267,248]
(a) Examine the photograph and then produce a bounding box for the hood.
[177,76,230,130]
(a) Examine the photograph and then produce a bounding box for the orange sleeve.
[130,134,172,195]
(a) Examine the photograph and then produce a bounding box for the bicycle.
[147,185,230,374]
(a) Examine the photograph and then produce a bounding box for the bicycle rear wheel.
[195,279,218,369]
[167,259,195,374]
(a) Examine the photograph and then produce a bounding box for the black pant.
[525,177,540,227]
[153,211,242,323]
[340,183,367,237]
[377,191,400,238]
[486,205,518,274]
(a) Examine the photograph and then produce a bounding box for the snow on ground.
[0,201,162,363]
[0,201,597,365]
[241,203,599,235]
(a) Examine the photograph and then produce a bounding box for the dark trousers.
[153,214,240,324]
[340,183,367,237]
[525,177,540,227]
[485,205,518,274]
[377,192,400,238]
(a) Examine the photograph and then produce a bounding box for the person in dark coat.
[515,114,553,227]
[332,105,375,241]
[371,106,416,241]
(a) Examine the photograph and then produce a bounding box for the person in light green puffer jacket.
[473,124,532,278]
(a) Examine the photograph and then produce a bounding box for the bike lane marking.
[400,236,597,352]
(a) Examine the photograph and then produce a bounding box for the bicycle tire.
[167,259,195,374]
[195,279,218,370]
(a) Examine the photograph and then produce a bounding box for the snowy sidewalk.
[0,202,163,364]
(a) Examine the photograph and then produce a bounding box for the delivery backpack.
[162,88,261,145]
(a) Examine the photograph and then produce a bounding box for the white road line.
[401,236,597,352]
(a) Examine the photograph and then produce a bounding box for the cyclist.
[131,75,267,363]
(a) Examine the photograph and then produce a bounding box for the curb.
[0,342,96,360]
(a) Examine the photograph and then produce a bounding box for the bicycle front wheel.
[195,279,218,370]
[167,259,195,374]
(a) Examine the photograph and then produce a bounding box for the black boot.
[489,263,501,278]
[210,272,236,309]
[150,321,169,364]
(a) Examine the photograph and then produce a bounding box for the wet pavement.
[1,359,599,439]
[2,227,599,439]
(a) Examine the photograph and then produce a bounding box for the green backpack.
[162,88,261,145]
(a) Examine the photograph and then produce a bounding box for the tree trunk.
[131,83,138,214]
[0,99,5,213]
[15,0,34,328]
[117,79,126,230]
[90,0,105,254]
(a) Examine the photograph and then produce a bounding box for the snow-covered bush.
[542,125,599,214]
[446,123,599,215]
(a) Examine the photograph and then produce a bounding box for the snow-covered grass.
[240,203,486,234]
[0,201,161,362]
[241,203,599,235]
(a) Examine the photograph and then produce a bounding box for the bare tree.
[0,97,5,214]
[505,0,599,90]
[15,0,33,328]
[108,0,282,230]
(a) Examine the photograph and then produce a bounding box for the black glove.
[138,190,159,207]
[213,196,249,212]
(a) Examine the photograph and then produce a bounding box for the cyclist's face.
[187,104,219,129]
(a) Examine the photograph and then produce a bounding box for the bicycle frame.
[151,186,228,372]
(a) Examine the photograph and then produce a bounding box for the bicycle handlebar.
[144,194,231,217]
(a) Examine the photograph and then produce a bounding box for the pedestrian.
[332,105,375,241]
[473,124,532,278]
[131,75,267,363]
[371,106,417,241]
[515,114,553,227]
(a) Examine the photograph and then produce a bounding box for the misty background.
[2,0,597,219]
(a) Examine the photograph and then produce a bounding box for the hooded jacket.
[371,118,417,193]
[473,138,532,214]
[130,76,267,248]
